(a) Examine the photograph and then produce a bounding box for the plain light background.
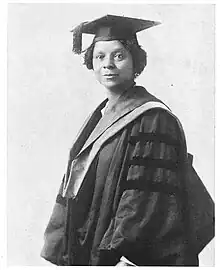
[7,3,215,266]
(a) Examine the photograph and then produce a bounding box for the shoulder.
[130,107,183,141]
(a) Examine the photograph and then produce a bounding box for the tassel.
[70,22,87,54]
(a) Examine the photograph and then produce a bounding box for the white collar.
[101,101,109,116]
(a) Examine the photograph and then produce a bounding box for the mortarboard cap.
[71,14,161,54]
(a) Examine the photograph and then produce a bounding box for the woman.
[40,15,204,266]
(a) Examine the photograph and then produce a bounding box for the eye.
[114,52,124,61]
[94,54,105,60]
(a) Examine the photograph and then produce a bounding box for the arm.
[100,109,196,266]
[40,175,68,265]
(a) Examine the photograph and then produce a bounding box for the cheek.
[92,60,103,82]
[92,60,100,75]
[93,59,102,71]
[119,59,134,77]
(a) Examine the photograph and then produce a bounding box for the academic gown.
[41,85,199,266]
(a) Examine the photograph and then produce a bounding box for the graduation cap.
[71,14,161,54]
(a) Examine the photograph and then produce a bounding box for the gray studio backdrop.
[7,3,215,266]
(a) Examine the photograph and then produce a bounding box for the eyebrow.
[93,48,126,55]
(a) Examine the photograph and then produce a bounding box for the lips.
[104,74,119,77]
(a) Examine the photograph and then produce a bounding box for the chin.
[99,80,118,89]
[100,80,129,90]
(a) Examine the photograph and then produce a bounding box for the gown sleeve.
[40,175,68,265]
[99,108,198,266]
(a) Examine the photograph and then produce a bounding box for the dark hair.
[83,39,147,79]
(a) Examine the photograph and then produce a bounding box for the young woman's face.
[92,40,134,89]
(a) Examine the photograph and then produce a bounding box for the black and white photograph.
[4,2,215,267]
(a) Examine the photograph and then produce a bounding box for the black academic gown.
[41,85,199,266]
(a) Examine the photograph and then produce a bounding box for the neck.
[105,80,135,104]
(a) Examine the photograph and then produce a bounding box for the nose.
[103,56,115,69]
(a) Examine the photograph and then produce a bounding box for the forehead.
[93,40,126,53]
